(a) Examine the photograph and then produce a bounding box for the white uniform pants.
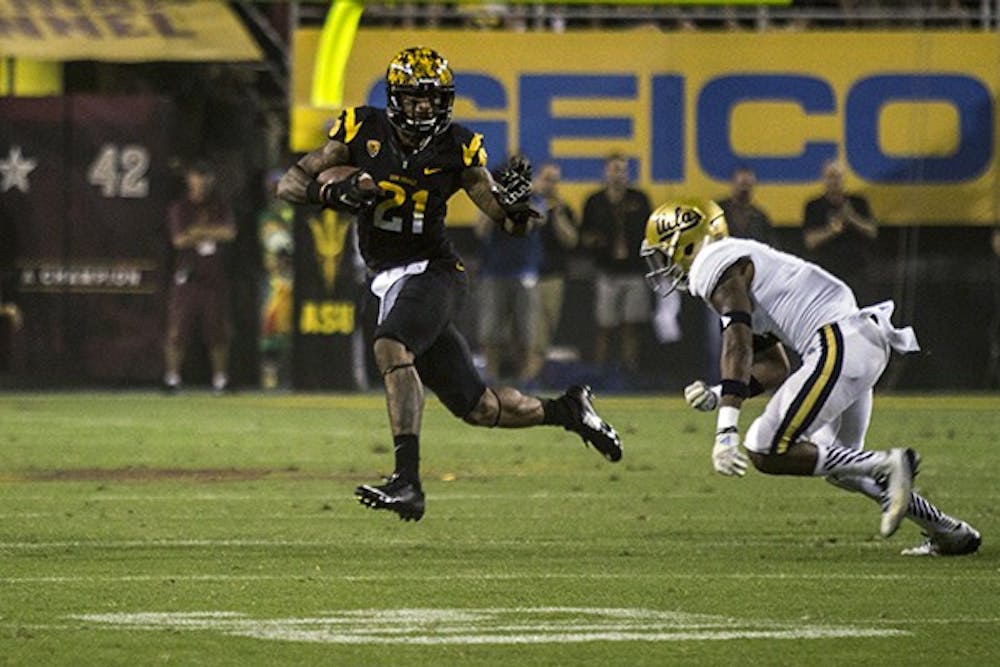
[744,312,891,455]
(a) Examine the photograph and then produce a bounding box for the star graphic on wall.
[0,146,39,194]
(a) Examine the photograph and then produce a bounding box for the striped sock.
[831,474,961,535]
[900,492,961,534]
[814,443,887,477]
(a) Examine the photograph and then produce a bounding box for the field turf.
[0,392,996,665]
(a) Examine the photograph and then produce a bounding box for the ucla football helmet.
[640,198,729,297]
[386,46,455,140]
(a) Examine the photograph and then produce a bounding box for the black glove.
[319,171,381,214]
[491,155,539,236]
[491,155,533,209]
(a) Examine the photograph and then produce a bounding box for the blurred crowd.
[346,1,987,31]
[459,151,896,391]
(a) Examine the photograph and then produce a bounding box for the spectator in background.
[523,161,578,385]
[581,153,653,377]
[163,160,237,393]
[474,188,544,383]
[257,169,295,390]
[802,159,879,303]
[718,165,778,247]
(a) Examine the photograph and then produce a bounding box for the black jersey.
[328,106,488,272]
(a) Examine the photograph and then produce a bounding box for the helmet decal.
[387,46,455,87]
[640,198,728,297]
[385,46,456,140]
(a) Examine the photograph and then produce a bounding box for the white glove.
[712,428,748,477]
[684,380,720,412]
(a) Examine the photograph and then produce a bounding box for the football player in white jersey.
[641,198,980,557]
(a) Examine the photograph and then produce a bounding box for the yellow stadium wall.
[292,29,1000,227]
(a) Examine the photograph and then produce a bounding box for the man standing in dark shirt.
[802,160,878,302]
[580,153,652,375]
[163,161,236,393]
[717,165,777,247]
[278,47,621,522]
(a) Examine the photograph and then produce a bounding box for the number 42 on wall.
[86,143,150,199]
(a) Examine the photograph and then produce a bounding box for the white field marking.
[864,618,1000,625]
[239,628,908,644]
[70,607,909,645]
[6,571,999,585]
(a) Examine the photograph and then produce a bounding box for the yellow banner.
[0,0,261,62]
[293,29,1000,226]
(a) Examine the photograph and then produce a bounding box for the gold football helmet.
[386,46,455,139]
[640,198,728,296]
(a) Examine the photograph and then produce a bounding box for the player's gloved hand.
[712,427,748,477]
[684,380,720,412]
[321,170,381,213]
[491,155,540,236]
[500,201,540,237]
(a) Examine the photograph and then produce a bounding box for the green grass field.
[0,391,997,666]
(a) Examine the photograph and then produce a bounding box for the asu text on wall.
[293,29,1000,226]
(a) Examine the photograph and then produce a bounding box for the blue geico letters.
[367,72,992,185]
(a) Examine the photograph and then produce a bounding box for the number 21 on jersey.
[373,181,428,235]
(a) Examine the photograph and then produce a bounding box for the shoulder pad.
[449,123,488,168]
[328,106,375,144]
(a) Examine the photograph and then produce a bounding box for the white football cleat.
[901,521,981,557]
[879,448,918,538]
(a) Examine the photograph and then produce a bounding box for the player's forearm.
[277,142,349,205]
[463,168,507,224]
[277,163,316,204]
[718,325,753,409]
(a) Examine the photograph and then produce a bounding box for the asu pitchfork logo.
[307,210,351,294]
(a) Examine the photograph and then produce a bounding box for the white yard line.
[62,607,916,645]
[233,628,909,644]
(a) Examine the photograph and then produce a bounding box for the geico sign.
[366,73,992,184]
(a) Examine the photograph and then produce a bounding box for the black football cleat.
[901,521,981,557]
[355,473,425,522]
[564,385,622,462]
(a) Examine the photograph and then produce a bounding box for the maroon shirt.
[167,196,235,286]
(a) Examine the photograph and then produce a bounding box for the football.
[317,165,377,191]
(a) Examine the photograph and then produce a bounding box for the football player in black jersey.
[278,46,622,522]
